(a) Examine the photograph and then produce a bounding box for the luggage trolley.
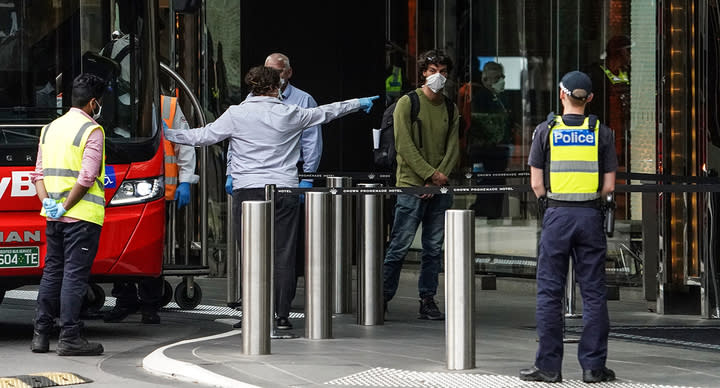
[158,63,210,310]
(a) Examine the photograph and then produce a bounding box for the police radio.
[604,193,616,237]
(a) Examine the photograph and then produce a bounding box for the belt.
[547,198,601,208]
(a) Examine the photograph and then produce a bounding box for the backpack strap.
[407,91,420,122]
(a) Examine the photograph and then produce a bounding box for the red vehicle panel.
[0,153,165,288]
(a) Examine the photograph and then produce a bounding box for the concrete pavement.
[142,272,720,388]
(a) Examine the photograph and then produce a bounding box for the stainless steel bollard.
[241,200,272,355]
[357,183,384,326]
[445,209,475,370]
[305,192,333,339]
[226,195,240,306]
[264,185,276,337]
[328,177,353,314]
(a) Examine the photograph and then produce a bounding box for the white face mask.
[92,100,103,121]
[492,78,505,94]
[425,73,447,93]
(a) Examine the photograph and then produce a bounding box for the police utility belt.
[546,198,602,209]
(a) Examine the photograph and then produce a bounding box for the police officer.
[520,71,617,383]
[31,73,106,356]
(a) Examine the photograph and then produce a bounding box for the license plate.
[0,246,40,268]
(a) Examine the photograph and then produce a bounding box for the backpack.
[373,91,455,171]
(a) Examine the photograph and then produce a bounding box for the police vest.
[161,95,179,200]
[39,110,106,225]
[600,65,629,85]
[547,115,601,201]
[385,66,403,95]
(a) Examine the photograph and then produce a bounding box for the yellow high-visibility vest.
[385,66,403,95]
[547,115,600,201]
[161,95,179,200]
[39,110,106,225]
[600,65,630,85]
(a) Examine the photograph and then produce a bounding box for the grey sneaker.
[418,297,444,320]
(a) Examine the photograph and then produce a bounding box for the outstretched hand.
[358,95,380,113]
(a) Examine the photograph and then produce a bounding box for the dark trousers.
[232,188,299,318]
[35,221,101,339]
[535,206,609,372]
[111,277,164,311]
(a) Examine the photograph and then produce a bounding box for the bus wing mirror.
[82,52,120,129]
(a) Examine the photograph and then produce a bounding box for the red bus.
[0,1,168,307]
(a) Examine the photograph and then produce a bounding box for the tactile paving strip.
[324,367,698,388]
[0,372,91,388]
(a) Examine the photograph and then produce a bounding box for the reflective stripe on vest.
[547,116,600,201]
[39,110,106,225]
[161,95,179,200]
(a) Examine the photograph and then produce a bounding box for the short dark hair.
[244,66,280,96]
[71,73,106,108]
[417,50,453,82]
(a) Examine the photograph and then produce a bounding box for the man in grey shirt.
[165,66,378,329]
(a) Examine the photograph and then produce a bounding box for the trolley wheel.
[82,283,106,312]
[160,280,173,307]
[174,281,202,310]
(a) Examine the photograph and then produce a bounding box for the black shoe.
[57,336,104,356]
[103,306,137,323]
[233,320,242,329]
[141,310,160,324]
[583,367,615,383]
[519,366,562,383]
[30,330,50,353]
[276,317,293,330]
[418,297,444,320]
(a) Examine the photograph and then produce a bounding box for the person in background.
[104,95,197,324]
[382,50,459,320]
[30,73,106,356]
[173,65,378,331]
[464,61,513,219]
[520,71,617,383]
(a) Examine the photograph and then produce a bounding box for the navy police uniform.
[521,70,618,383]
[528,112,617,374]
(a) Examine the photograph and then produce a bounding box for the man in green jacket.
[383,50,459,320]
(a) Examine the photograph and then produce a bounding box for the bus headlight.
[108,177,164,206]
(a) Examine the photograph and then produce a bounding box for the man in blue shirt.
[264,54,322,323]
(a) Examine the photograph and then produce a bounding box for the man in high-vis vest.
[520,71,617,383]
[30,73,106,356]
[103,95,197,325]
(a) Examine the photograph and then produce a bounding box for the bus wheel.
[83,283,106,312]
[0,289,5,305]
[174,281,202,310]
[161,280,173,307]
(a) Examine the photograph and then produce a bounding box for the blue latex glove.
[162,120,169,133]
[174,182,191,209]
[42,198,57,215]
[49,203,67,219]
[358,95,380,113]
[225,175,233,195]
[298,179,313,204]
